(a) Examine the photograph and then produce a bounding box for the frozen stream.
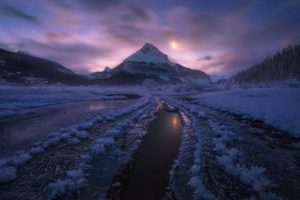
[0,99,138,157]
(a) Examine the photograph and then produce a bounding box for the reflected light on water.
[89,103,105,111]
[172,116,179,128]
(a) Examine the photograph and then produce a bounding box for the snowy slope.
[124,43,176,67]
[0,48,90,85]
[193,87,300,136]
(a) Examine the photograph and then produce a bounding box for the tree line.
[232,44,300,84]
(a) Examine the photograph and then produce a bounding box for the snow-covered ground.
[193,87,300,136]
[0,85,299,200]
[165,93,300,200]
[0,85,144,119]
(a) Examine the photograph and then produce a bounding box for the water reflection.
[172,115,179,128]
[120,112,182,200]
[88,103,105,111]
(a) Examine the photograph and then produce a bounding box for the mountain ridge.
[0,48,91,85]
[0,43,210,86]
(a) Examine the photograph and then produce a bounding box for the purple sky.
[0,0,300,76]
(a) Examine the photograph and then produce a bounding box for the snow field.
[168,96,286,199]
[194,88,300,136]
[164,97,281,199]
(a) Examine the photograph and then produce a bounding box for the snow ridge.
[163,97,214,200]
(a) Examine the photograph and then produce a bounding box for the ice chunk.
[47,179,66,199]
[30,146,45,154]
[0,166,16,183]
[197,111,207,118]
[67,137,80,145]
[239,166,272,191]
[47,172,87,198]
[188,176,214,199]
[91,143,105,155]
[67,169,84,181]
[43,136,61,148]
[75,131,89,139]
[60,132,72,139]
[79,121,93,130]
[11,153,32,166]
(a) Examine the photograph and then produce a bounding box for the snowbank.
[163,98,214,199]
[0,160,16,183]
[195,88,300,136]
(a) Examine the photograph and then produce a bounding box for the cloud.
[46,31,76,42]
[123,5,154,23]
[1,0,300,75]
[166,2,300,75]
[104,24,144,45]
[76,0,121,11]
[0,5,39,24]
[12,37,112,72]
[198,55,213,61]
[96,4,158,46]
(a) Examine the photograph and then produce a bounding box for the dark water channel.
[120,111,182,200]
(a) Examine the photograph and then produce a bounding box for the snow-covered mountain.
[124,43,175,66]
[99,43,210,85]
[1,43,210,86]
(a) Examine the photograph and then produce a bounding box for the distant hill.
[231,44,300,85]
[0,48,91,85]
[93,43,210,85]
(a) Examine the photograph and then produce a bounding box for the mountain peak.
[141,43,159,51]
[104,66,111,72]
[124,43,172,64]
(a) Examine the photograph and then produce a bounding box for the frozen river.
[0,99,138,157]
